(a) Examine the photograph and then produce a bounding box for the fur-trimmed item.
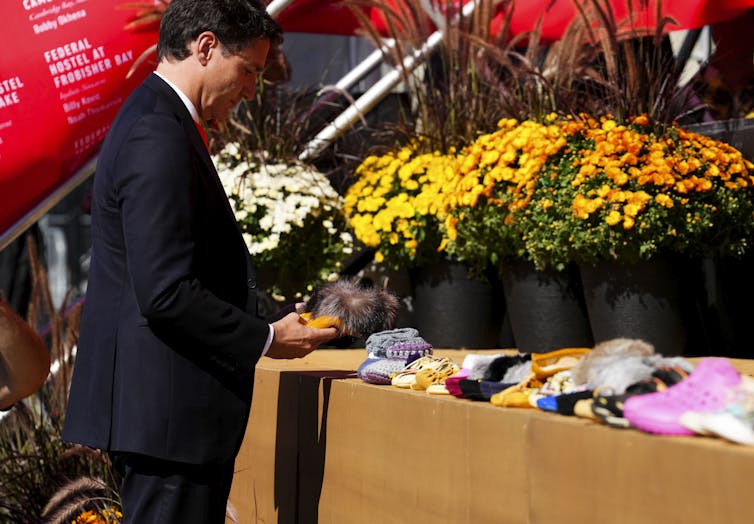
[464,354,505,380]
[569,338,695,395]
[483,354,532,382]
[502,360,534,384]
[304,278,400,338]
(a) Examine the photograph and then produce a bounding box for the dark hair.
[157,0,283,61]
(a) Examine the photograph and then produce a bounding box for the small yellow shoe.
[426,383,451,395]
[391,356,453,389]
[412,361,460,391]
[490,384,537,408]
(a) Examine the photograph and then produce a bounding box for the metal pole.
[266,0,296,17]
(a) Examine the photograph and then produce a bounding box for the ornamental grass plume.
[343,139,458,269]
[565,0,693,127]
[347,0,586,147]
[41,478,121,524]
[0,237,121,522]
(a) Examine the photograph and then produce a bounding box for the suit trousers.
[110,452,235,524]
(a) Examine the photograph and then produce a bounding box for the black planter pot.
[683,118,754,358]
[707,252,754,358]
[580,258,687,356]
[410,260,503,348]
[500,260,593,354]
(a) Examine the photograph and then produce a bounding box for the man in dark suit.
[61,1,338,522]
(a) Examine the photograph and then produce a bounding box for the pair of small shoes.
[390,356,455,389]
[475,354,532,401]
[413,360,461,391]
[679,377,754,445]
[424,367,464,394]
[357,328,433,385]
[489,348,590,408]
[443,354,512,398]
[444,369,470,397]
[490,385,539,408]
[591,365,690,429]
[623,357,742,436]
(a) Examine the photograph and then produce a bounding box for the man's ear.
[194,31,218,65]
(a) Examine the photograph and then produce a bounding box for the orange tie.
[194,119,209,150]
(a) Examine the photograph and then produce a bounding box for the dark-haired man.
[62,1,338,522]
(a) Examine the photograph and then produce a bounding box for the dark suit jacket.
[62,74,270,465]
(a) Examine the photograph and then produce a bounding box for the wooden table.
[228,350,754,524]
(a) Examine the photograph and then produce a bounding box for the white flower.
[259,215,273,231]
[211,143,355,293]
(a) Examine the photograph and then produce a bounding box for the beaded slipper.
[413,360,460,391]
[390,356,453,389]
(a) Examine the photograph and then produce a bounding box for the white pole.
[266,0,296,17]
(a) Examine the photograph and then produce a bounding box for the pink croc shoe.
[623,357,742,436]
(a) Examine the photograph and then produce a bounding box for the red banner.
[0,0,158,236]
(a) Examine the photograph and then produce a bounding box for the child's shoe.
[679,378,754,445]
[623,358,741,436]
[592,365,690,429]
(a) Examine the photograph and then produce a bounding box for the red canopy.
[275,0,754,42]
[2,0,754,239]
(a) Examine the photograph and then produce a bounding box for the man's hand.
[265,312,338,359]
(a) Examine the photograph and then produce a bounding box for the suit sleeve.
[114,113,269,371]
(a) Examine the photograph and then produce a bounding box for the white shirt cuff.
[261,324,274,356]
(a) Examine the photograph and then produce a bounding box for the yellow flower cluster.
[72,506,122,523]
[440,117,569,268]
[520,114,754,268]
[346,114,754,271]
[565,115,754,231]
[445,117,567,213]
[344,141,458,266]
